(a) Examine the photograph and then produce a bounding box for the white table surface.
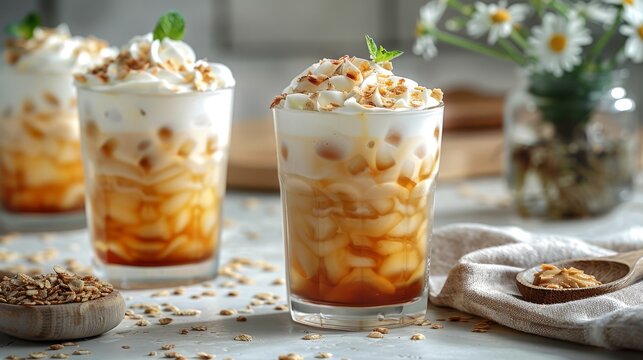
[1,177,642,360]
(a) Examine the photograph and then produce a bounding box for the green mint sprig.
[5,12,41,39]
[365,35,403,64]
[153,11,185,41]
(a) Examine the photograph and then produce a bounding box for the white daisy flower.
[528,12,593,76]
[604,0,639,8]
[414,0,447,60]
[467,0,530,44]
[620,3,643,62]
[576,1,618,26]
[605,0,641,19]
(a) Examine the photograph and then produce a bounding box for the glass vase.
[504,70,638,219]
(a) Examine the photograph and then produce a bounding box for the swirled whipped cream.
[3,24,116,73]
[271,56,443,112]
[76,33,234,94]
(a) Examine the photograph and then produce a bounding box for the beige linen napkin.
[429,223,643,351]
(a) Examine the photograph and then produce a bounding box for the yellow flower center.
[638,25,643,39]
[490,9,511,24]
[548,33,567,53]
[415,22,424,36]
[624,0,633,5]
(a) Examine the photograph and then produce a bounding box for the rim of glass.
[273,102,444,116]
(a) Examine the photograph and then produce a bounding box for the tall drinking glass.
[77,86,233,288]
[0,69,85,230]
[273,105,444,330]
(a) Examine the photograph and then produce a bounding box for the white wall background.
[1,0,640,122]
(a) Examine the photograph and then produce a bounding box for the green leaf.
[364,34,404,64]
[153,11,185,41]
[4,12,41,39]
[365,35,378,61]
[378,50,403,62]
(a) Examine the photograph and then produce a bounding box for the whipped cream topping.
[271,56,443,112]
[77,33,234,94]
[3,24,116,73]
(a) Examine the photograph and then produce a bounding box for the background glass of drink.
[77,86,233,289]
[274,105,443,330]
[0,69,86,230]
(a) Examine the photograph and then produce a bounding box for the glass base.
[289,293,428,331]
[0,208,85,232]
[93,256,219,290]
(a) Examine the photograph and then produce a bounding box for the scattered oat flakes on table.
[278,354,303,360]
[302,333,322,340]
[410,333,426,340]
[372,327,389,334]
[234,333,253,341]
[367,331,384,339]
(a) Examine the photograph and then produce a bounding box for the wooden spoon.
[516,249,643,304]
[0,291,126,341]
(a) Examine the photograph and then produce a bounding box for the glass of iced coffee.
[271,38,444,330]
[75,13,235,288]
[0,16,114,230]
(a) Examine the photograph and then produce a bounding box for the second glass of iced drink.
[76,28,235,288]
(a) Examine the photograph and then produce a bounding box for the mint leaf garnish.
[365,35,404,63]
[153,11,185,41]
[5,12,41,39]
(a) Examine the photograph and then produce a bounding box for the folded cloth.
[429,223,643,351]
